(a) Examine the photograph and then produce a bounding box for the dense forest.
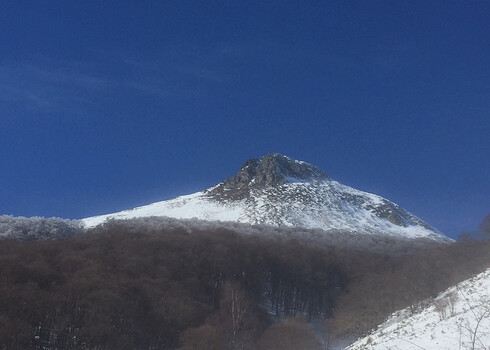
[0,220,489,349]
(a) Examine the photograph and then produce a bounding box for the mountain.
[345,268,490,350]
[82,153,447,241]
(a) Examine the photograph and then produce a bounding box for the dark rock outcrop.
[208,153,328,200]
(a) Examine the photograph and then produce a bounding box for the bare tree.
[434,298,449,320]
[456,284,490,350]
[447,291,459,317]
[221,281,251,350]
[459,307,490,350]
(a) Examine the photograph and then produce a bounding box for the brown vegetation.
[0,221,489,349]
[258,316,322,350]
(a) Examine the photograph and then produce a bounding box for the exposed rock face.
[209,153,329,200]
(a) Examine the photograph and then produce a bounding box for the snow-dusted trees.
[0,215,83,240]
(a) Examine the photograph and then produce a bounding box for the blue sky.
[1,1,488,239]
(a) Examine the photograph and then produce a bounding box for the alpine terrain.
[83,153,446,241]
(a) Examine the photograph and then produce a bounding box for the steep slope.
[82,154,446,241]
[345,268,490,350]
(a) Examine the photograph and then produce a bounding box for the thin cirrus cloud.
[0,60,111,117]
[0,42,351,118]
[0,53,226,117]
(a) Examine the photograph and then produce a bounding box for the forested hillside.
[0,220,488,349]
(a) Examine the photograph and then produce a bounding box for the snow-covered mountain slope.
[82,154,448,241]
[345,268,490,350]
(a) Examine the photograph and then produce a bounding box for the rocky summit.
[209,153,329,200]
[82,154,448,241]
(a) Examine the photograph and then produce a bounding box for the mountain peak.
[208,154,328,199]
[82,154,447,242]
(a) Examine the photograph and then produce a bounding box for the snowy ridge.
[82,154,447,241]
[345,268,490,350]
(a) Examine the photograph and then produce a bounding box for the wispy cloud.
[1,41,342,118]
[0,51,229,117]
[0,59,109,114]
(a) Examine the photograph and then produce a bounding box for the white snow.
[82,178,447,242]
[345,268,490,350]
[82,191,246,228]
